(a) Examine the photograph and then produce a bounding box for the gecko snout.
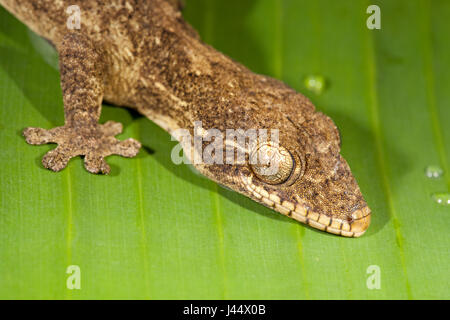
[349,207,371,237]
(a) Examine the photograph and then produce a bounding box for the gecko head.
[232,107,371,237]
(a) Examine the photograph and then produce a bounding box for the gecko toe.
[42,147,72,172]
[102,121,123,136]
[112,138,141,158]
[23,127,59,145]
[84,153,111,174]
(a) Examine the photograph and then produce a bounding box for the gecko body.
[0,0,371,237]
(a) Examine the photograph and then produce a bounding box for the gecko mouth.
[240,173,371,237]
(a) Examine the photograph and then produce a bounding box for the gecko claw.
[23,122,141,174]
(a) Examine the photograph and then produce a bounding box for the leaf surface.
[0,0,448,299]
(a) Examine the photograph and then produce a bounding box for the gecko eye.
[249,143,295,185]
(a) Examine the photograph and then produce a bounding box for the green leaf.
[0,0,449,299]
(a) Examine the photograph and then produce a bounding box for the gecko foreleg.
[23,32,141,174]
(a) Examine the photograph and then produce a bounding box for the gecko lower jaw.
[240,173,371,237]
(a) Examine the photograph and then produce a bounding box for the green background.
[0,0,449,299]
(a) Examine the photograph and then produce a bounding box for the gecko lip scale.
[240,173,371,237]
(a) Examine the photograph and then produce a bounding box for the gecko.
[0,0,371,237]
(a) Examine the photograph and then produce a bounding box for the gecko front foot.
[23,121,141,174]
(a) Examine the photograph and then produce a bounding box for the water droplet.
[431,193,450,206]
[425,165,443,178]
[304,75,326,95]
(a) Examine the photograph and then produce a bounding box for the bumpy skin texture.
[0,0,371,237]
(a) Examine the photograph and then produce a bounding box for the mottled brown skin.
[0,0,371,236]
